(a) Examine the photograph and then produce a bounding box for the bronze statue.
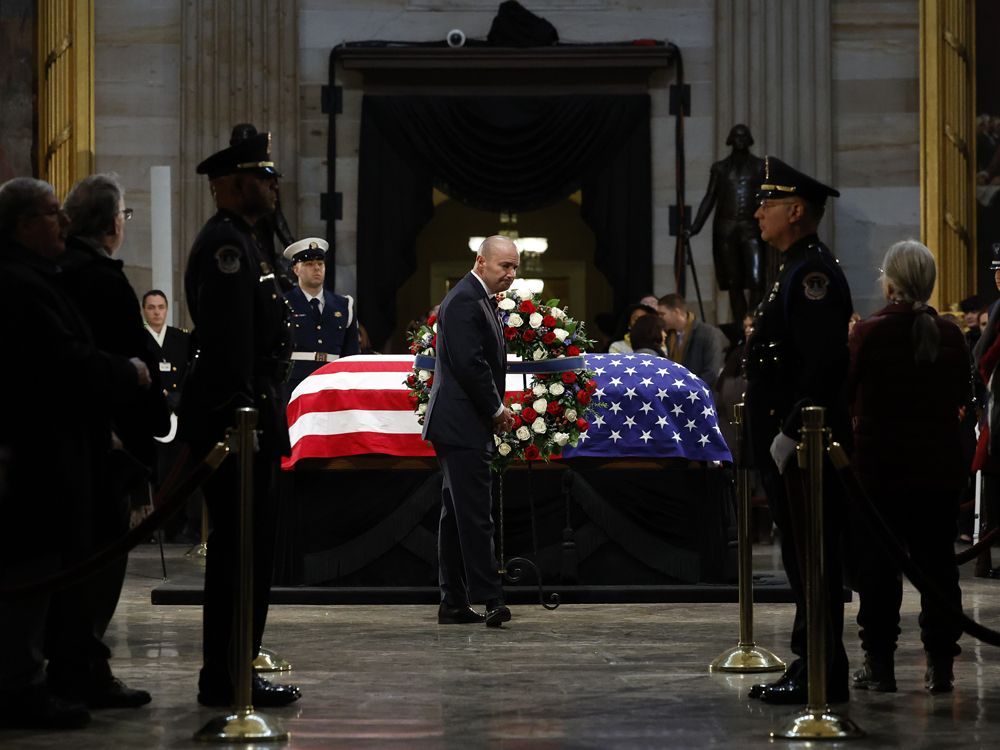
[685,124,765,322]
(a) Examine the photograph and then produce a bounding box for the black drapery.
[352,94,653,348]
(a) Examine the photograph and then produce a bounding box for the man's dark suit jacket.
[422,272,506,449]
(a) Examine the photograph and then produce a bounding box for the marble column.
[178,0,298,318]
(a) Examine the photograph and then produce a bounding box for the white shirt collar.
[146,324,166,348]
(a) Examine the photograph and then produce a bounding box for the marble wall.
[0,0,36,183]
[88,0,919,325]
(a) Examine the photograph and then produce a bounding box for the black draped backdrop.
[350,95,653,348]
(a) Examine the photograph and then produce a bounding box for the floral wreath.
[406,286,602,471]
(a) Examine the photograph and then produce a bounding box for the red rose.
[566,345,581,356]
[576,418,589,431]
[524,444,541,461]
[426,376,433,387]
[521,407,538,422]
[426,314,437,325]
[523,329,537,342]
[518,300,536,314]
[503,327,518,340]
[511,414,523,428]
[576,390,591,405]
[541,331,556,345]
[562,371,577,384]
[542,315,557,327]
[585,379,597,392]
[409,342,419,354]
[406,373,416,386]
[431,334,437,347]
[546,401,563,416]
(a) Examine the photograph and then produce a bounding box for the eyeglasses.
[120,208,134,221]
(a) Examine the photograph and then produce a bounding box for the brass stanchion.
[186,500,209,558]
[773,406,862,740]
[254,646,292,673]
[195,408,288,743]
[710,401,785,673]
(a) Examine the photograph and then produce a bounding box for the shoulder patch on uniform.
[215,245,241,274]
[802,271,829,301]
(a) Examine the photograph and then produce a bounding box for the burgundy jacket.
[847,303,970,496]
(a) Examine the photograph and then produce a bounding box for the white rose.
[533,347,546,360]
[421,333,433,345]
[532,383,547,396]
[510,402,522,413]
[553,432,570,446]
[529,312,544,328]
[507,313,523,328]
[432,322,438,332]
[553,328,569,342]
[417,403,427,414]
[532,417,547,434]
[498,297,516,311]
[498,442,512,456]
[515,426,531,441]
[549,307,565,319]
[426,348,435,356]
[417,369,431,382]
[494,434,502,446]
[549,382,565,396]
[565,408,577,422]
[532,398,547,413]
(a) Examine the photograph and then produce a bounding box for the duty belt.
[290,352,339,362]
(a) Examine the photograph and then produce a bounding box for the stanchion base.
[194,709,288,743]
[771,708,864,740]
[709,644,786,673]
[254,647,292,673]
[186,543,208,558]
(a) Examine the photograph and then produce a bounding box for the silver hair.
[0,177,55,239]
[879,239,940,363]
[63,173,125,239]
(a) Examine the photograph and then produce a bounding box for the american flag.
[284,354,731,468]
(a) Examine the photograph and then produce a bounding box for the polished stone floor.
[3,543,999,748]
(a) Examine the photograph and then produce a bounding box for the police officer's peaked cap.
[196,131,281,180]
[991,242,1000,271]
[758,156,839,206]
[284,237,328,263]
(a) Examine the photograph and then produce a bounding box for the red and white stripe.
[284,355,527,468]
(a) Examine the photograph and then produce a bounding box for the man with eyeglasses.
[743,156,854,706]
[48,173,169,711]
[0,177,151,729]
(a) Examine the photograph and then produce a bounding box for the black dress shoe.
[759,678,849,705]
[0,685,90,730]
[925,658,954,693]
[198,674,302,708]
[86,677,152,708]
[438,602,486,624]
[748,663,801,699]
[485,604,511,628]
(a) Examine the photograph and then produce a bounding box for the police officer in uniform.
[283,237,360,395]
[178,131,301,707]
[743,157,854,705]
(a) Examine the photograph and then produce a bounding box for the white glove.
[769,432,798,475]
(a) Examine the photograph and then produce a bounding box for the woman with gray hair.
[847,239,968,695]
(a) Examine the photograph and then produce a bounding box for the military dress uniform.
[283,238,360,395]
[744,157,854,702]
[148,325,191,412]
[176,132,298,706]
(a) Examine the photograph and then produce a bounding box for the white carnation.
[532,383,547,397]
[417,369,431,382]
[507,313,523,327]
[510,402,522,413]
[533,347,546,360]
[529,312,544,328]
[432,322,438,332]
[498,442,512,456]
[515,426,531,441]
[531,417,547,434]
[549,307,566,319]
[565,409,577,422]
[532,398,547,413]
[553,328,569,342]
[548,382,565,396]
[498,297,516,311]
[417,403,427,414]
[553,432,570,446]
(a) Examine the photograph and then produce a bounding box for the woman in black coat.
[847,239,968,694]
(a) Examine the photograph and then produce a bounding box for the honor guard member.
[283,237,360,395]
[178,131,301,708]
[142,290,190,414]
[743,156,854,705]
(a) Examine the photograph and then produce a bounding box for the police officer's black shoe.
[852,655,896,693]
[925,656,954,694]
[198,674,302,707]
[438,602,486,624]
[485,599,511,628]
[0,685,90,730]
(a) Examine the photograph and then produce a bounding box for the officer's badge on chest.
[802,271,830,301]
[215,245,241,274]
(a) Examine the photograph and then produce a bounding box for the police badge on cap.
[283,237,329,264]
[758,156,840,206]
[196,132,281,180]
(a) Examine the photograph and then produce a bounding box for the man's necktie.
[309,297,322,321]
